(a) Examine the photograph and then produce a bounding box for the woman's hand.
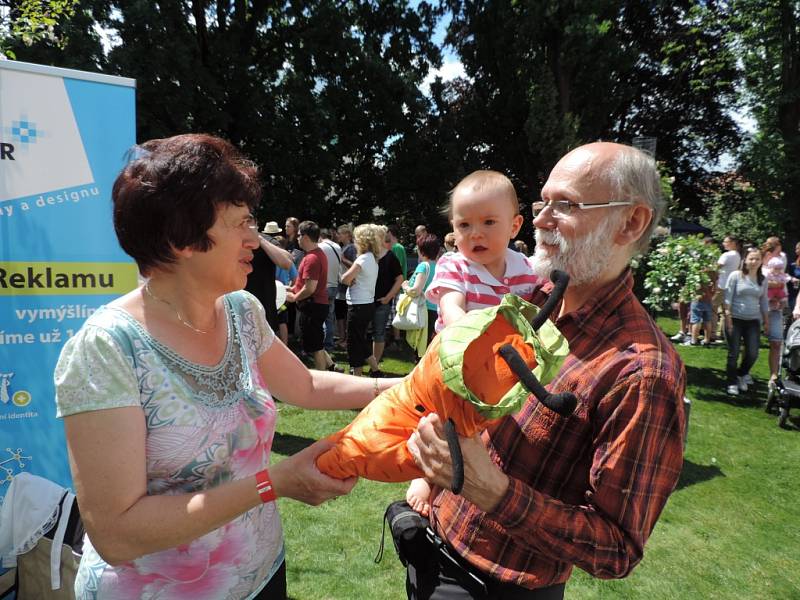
[271,439,357,506]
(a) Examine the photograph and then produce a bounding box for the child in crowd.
[765,256,791,311]
[406,169,545,515]
[443,231,457,253]
[687,270,716,346]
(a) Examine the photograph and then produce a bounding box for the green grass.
[274,320,800,599]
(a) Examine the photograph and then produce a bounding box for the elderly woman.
[54,134,400,599]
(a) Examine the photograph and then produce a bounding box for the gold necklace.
[144,282,217,335]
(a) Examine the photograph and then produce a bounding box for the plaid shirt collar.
[539,268,634,338]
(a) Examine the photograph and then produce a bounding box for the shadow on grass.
[272,431,317,455]
[685,364,768,409]
[676,458,725,490]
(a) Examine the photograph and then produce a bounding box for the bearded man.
[406,142,686,600]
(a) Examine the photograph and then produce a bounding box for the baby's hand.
[406,478,432,517]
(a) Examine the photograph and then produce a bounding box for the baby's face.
[451,189,523,272]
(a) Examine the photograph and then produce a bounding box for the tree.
[733,0,800,243]
[101,0,441,226]
[643,234,720,311]
[1,0,78,58]
[437,0,741,213]
[699,173,787,247]
[13,0,442,228]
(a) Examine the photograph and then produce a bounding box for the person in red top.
[406,142,686,599]
[286,221,337,371]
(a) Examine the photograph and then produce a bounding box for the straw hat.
[262,221,282,234]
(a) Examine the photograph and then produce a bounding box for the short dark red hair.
[417,234,440,260]
[113,133,261,275]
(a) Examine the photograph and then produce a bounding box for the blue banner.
[0,61,137,498]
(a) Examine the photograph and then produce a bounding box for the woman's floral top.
[55,291,282,600]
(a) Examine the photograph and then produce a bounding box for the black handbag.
[374,500,435,567]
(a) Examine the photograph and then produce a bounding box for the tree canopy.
[5,1,796,246]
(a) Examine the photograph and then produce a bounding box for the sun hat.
[767,257,784,269]
[262,221,282,234]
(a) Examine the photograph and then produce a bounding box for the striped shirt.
[426,249,544,332]
[430,269,686,589]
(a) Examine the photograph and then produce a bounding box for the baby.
[766,256,791,310]
[407,169,545,515]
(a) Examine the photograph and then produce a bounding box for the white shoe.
[742,374,754,385]
[671,331,686,342]
[727,384,740,396]
[737,376,748,392]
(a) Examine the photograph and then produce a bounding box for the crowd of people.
[670,235,800,397]
[55,135,687,599]
[244,208,536,378]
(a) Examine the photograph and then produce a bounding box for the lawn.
[274,316,800,599]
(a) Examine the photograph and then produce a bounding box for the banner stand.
[0,60,137,499]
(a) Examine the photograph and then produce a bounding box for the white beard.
[531,216,622,286]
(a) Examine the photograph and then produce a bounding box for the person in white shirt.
[340,224,381,376]
[319,229,343,352]
[715,236,742,339]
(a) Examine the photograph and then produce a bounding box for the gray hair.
[604,147,665,254]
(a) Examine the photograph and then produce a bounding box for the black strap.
[444,418,464,494]
[324,240,342,264]
[530,269,569,331]
[498,344,577,417]
[375,510,388,564]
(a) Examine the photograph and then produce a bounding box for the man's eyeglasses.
[531,199,633,218]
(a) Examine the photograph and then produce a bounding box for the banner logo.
[10,118,40,145]
[1,448,32,486]
[0,371,32,408]
[1,116,44,161]
[0,69,94,202]
[0,371,13,404]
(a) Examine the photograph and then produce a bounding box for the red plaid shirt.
[431,269,686,588]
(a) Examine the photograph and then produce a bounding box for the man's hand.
[407,413,509,513]
[285,291,297,303]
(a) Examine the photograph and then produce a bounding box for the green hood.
[438,294,569,419]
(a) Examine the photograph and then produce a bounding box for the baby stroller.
[765,318,800,428]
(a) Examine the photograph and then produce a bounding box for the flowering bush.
[643,235,721,311]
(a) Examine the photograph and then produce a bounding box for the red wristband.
[255,469,277,503]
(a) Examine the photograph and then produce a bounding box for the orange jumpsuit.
[316,295,569,482]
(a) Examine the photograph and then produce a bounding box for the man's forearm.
[292,279,319,303]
